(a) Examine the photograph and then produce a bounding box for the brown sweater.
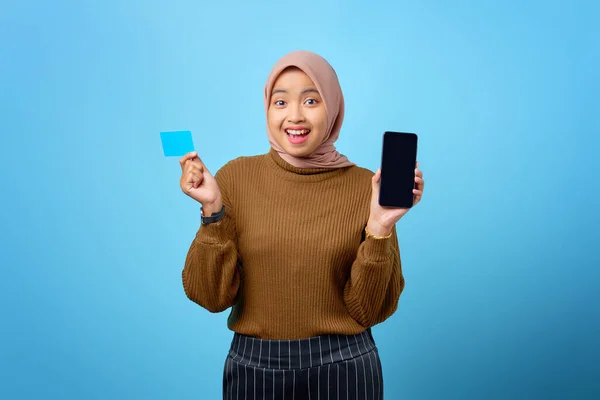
[182,148,404,340]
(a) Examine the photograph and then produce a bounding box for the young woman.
[179,50,424,399]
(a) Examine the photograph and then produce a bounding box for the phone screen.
[379,131,418,208]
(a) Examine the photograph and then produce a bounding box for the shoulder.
[218,154,264,172]
[214,154,265,182]
[344,164,376,184]
[214,155,264,201]
[329,164,375,200]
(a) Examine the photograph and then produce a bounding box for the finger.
[371,169,382,195]
[415,168,423,178]
[412,189,423,197]
[192,156,210,174]
[181,156,200,173]
[188,180,202,191]
[183,154,209,175]
[186,172,198,190]
[372,168,381,183]
[179,151,198,170]
[192,175,201,189]
[188,171,203,188]
[187,162,204,175]
[414,177,424,189]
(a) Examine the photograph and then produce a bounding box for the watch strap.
[201,205,225,225]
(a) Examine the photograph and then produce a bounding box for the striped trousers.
[223,328,383,399]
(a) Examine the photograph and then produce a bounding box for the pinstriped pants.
[223,328,383,399]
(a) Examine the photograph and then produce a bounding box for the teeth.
[286,129,309,135]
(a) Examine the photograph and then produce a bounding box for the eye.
[274,100,286,106]
[305,98,318,105]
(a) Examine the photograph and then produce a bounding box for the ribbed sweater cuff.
[362,237,392,262]
[195,219,229,245]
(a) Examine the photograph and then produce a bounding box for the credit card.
[160,130,195,157]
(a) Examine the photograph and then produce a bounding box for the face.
[267,67,328,158]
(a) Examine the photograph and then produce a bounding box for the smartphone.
[379,131,419,208]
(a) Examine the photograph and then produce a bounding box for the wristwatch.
[201,205,225,225]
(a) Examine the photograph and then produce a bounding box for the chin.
[287,149,312,158]
[283,144,318,158]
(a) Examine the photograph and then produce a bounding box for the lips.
[285,127,310,144]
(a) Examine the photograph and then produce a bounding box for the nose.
[287,102,305,123]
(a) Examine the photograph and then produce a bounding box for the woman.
[179,50,424,399]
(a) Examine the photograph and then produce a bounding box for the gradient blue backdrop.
[1,0,598,399]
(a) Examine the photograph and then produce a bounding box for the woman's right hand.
[179,152,223,214]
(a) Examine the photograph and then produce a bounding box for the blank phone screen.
[379,131,418,208]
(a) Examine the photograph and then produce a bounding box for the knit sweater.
[182,148,404,340]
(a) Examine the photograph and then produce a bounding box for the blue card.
[160,130,195,157]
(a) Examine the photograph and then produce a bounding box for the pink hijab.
[264,50,355,169]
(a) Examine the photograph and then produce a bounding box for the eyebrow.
[271,88,319,96]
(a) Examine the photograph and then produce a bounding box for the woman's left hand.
[366,162,424,237]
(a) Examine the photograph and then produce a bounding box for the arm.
[342,162,424,327]
[181,169,241,313]
[343,226,404,328]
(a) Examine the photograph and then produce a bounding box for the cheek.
[312,109,328,134]
[267,109,283,129]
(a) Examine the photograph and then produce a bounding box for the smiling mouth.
[285,128,311,144]
[285,128,311,137]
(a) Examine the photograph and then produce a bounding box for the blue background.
[1,0,599,398]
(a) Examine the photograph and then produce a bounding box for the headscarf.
[264,50,355,169]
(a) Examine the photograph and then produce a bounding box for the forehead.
[272,67,317,90]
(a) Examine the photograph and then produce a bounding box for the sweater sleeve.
[181,167,242,313]
[343,225,405,328]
